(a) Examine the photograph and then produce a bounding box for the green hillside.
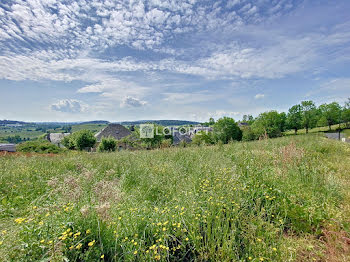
[0,135,350,261]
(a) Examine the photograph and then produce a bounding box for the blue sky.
[0,0,349,122]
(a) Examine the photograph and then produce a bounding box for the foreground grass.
[0,135,350,261]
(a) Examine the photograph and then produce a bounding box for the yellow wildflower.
[76,243,82,249]
[88,240,96,247]
[101,254,104,259]
[134,250,138,255]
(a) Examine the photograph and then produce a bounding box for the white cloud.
[121,96,147,108]
[254,93,265,99]
[50,99,87,113]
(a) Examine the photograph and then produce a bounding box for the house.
[238,122,249,127]
[95,124,132,142]
[48,133,70,147]
[95,124,133,150]
[0,144,16,152]
[172,131,192,145]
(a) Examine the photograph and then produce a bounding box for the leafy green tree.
[74,130,96,150]
[241,126,256,141]
[209,117,215,125]
[317,116,328,127]
[213,117,242,143]
[98,137,117,152]
[62,135,75,149]
[251,111,286,138]
[318,102,342,130]
[63,130,96,151]
[242,114,254,124]
[342,98,350,127]
[286,104,302,134]
[301,101,318,133]
[192,131,215,145]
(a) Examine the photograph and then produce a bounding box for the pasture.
[0,135,350,261]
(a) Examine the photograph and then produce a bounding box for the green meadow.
[1,135,350,261]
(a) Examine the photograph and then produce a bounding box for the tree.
[242,114,254,124]
[301,101,318,133]
[286,104,302,135]
[317,116,328,127]
[250,111,286,138]
[98,137,117,152]
[318,102,342,130]
[342,98,350,127]
[192,131,214,145]
[74,130,96,150]
[62,130,96,150]
[209,117,215,125]
[213,117,242,144]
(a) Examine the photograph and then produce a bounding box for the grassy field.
[1,135,350,261]
[71,124,107,133]
[0,123,107,143]
[0,126,44,141]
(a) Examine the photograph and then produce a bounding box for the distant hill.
[0,120,27,125]
[119,120,200,126]
[77,120,110,125]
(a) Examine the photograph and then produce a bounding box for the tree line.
[194,98,350,144]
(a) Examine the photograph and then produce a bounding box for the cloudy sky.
[0,0,349,122]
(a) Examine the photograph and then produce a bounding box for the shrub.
[98,137,117,152]
[62,130,96,151]
[17,140,62,154]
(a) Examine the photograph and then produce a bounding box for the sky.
[0,0,349,122]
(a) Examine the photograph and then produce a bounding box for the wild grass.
[0,135,350,261]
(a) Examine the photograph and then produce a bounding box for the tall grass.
[0,135,349,261]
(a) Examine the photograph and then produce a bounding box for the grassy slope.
[284,123,349,135]
[71,124,107,133]
[0,135,350,261]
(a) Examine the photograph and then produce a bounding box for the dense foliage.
[16,140,62,154]
[98,137,117,152]
[62,130,96,151]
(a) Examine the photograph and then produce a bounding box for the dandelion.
[86,229,91,234]
[15,217,26,224]
[272,247,277,251]
[185,237,189,241]
[101,254,105,259]
[40,240,45,243]
[88,240,96,247]
[248,257,252,260]
[134,250,138,255]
